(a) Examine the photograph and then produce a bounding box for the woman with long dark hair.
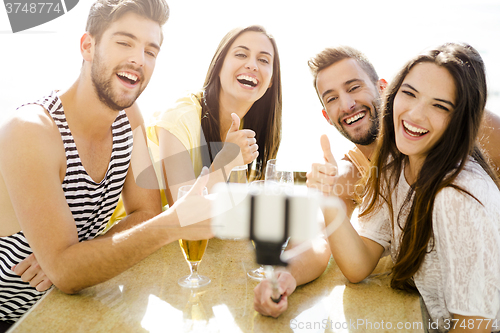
[324,43,500,332]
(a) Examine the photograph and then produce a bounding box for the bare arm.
[447,314,494,333]
[284,236,331,286]
[11,103,162,289]
[323,199,384,283]
[157,113,257,203]
[306,135,384,283]
[1,105,212,294]
[318,160,383,283]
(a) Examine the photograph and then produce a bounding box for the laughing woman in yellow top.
[106,25,282,227]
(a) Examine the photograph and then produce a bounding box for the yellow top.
[104,93,204,232]
[147,93,205,180]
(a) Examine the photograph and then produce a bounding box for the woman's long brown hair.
[199,25,282,180]
[360,43,499,292]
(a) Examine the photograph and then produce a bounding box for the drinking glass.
[247,236,289,281]
[265,159,293,249]
[247,160,293,281]
[226,165,248,241]
[177,185,210,288]
[184,290,207,324]
[227,165,248,184]
[265,159,294,186]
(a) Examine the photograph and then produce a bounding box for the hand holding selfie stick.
[211,183,346,303]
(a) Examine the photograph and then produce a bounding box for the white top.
[358,159,500,332]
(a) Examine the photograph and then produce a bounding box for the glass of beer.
[227,165,248,184]
[177,185,210,288]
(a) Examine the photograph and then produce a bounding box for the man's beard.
[336,102,380,146]
[91,52,143,111]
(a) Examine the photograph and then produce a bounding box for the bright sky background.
[1,0,499,171]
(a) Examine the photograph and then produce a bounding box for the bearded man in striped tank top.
[0,0,213,329]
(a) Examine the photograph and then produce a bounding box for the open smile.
[402,120,429,138]
[342,110,366,126]
[116,71,141,88]
[236,74,259,89]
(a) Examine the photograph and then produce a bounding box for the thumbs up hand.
[227,112,241,134]
[320,134,337,167]
[223,113,259,165]
[306,135,338,195]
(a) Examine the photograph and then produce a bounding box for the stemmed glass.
[177,185,210,288]
[265,158,294,259]
[227,166,265,281]
[227,165,248,241]
[265,159,294,187]
[184,289,207,325]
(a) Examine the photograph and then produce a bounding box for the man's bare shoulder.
[124,103,145,131]
[480,109,500,176]
[0,104,64,167]
[481,110,500,135]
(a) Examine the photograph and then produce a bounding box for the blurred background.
[1,0,499,171]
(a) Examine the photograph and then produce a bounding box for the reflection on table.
[10,238,423,333]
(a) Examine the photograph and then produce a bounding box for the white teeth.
[117,72,138,82]
[345,112,365,125]
[237,74,258,86]
[403,120,428,135]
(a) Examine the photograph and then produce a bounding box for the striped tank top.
[0,91,133,322]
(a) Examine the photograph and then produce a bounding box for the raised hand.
[224,113,259,165]
[306,134,338,195]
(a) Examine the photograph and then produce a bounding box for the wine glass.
[266,159,293,250]
[265,159,293,246]
[248,160,293,283]
[177,185,210,288]
[226,165,248,241]
[265,159,294,186]
[184,290,207,325]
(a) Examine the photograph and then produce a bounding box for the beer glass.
[177,185,210,288]
[227,165,248,184]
